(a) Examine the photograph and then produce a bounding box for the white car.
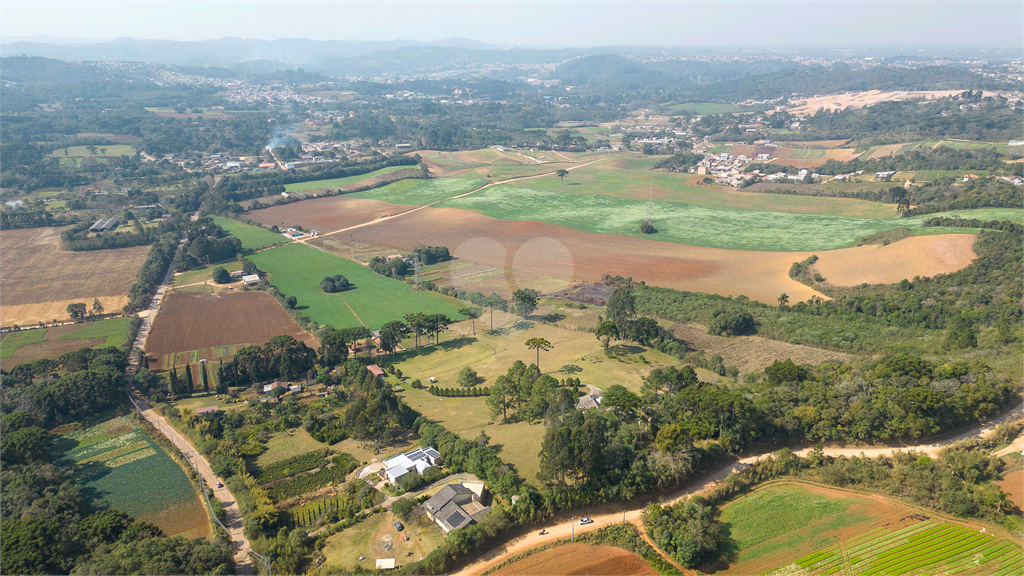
[579,517,593,525]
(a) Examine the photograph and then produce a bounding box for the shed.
[242,274,260,286]
[375,559,396,570]
[367,364,386,379]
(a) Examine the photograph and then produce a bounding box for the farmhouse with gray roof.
[423,481,489,533]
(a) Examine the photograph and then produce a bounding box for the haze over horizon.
[3,0,1022,50]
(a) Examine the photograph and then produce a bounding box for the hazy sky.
[2,1,1021,48]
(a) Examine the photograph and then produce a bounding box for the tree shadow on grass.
[700,524,739,574]
[559,364,583,375]
[512,320,535,331]
[609,343,644,355]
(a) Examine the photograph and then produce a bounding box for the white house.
[383,447,440,484]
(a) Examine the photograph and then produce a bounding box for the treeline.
[125,233,178,314]
[174,217,244,271]
[214,154,418,202]
[217,335,318,389]
[0,346,234,575]
[653,151,704,172]
[61,218,174,251]
[816,146,1006,175]
[923,216,1023,235]
[0,207,78,229]
[633,229,1022,354]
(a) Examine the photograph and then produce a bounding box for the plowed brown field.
[492,544,658,576]
[812,234,977,286]
[146,291,316,368]
[1000,470,1023,512]
[672,324,856,374]
[0,226,150,327]
[246,196,416,232]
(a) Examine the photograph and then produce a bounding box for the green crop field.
[347,177,486,206]
[719,483,1022,576]
[912,169,991,181]
[51,415,210,538]
[283,166,415,192]
[1,317,131,359]
[478,157,894,218]
[438,183,1020,251]
[48,144,134,158]
[212,216,290,250]
[249,243,465,330]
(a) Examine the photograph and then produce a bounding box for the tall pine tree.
[169,367,179,395]
[185,363,194,392]
[200,362,209,393]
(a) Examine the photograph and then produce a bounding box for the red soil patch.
[672,324,855,374]
[146,291,316,368]
[492,544,658,576]
[812,234,977,286]
[247,196,417,232]
[1000,470,1024,512]
[266,199,822,305]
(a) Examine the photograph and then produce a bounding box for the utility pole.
[571,517,576,542]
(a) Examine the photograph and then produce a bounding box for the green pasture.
[483,157,895,218]
[720,484,867,563]
[934,140,1009,153]
[48,144,134,159]
[912,169,991,181]
[321,510,444,569]
[51,415,209,538]
[667,102,740,114]
[1,318,131,359]
[283,166,414,192]
[249,243,465,330]
[212,216,289,250]
[439,184,1020,251]
[171,261,244,287]
[347,177,485,206]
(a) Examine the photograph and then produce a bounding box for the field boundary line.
[296,158,604,246]
[337,294,366,328]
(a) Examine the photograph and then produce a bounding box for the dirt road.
[450,404,1023,576]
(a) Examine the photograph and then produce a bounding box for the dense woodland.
[0,347,234,575]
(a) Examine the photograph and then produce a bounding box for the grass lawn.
[171,261,244,287]
[391,313,677,484]
[322,509,445,570]
[212,216,290,250]
[249,243,465,330]
[283,166,415,192]
[347,177,486,206]
[438,183,1021,251]
[48,144,134,158]
[255,428,327,467]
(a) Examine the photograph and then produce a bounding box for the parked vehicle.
[393,521,405,532]
[579,517,593,525]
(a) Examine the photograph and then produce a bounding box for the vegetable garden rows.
[778,520,1022,575]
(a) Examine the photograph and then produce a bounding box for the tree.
[200,362,209,392]
[606,285,635,334]
[603,384,640,419]
[185,363,194,392]
[487,378,512,422]
[242,259,258,275]
[319,329,349,366]
[483,294,504,331]
[91,298,104,316]
[404,313,427,348]
[67,302,87,322]
[459,306,482,336]
[392,497,416,521]
[555,169,570,184]
[169,367,180,395]
[512,289,539,319]
[212,266,231,284]
[525,337,553,371]
[777,293,789,308]
[285,296,297,309]
[596,320,619,349]
[320,275,350,293]
[458,366,478,387]
[379,321,406,355]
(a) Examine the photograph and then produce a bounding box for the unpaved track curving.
[449,403,1023,576]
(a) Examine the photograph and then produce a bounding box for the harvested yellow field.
[813,234,977,286]
[787,90,979,115]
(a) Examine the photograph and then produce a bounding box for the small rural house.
[230,270,245,278]
[423,481,489,533]
[383,447,440,484]
[263,381,288,393]
[289,385,302,394]
[242,274,260,286]
[367,364,386,379]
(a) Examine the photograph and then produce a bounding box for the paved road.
[124,222,256,574]
[450,404,1023,576]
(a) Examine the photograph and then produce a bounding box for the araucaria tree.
[512,289,539,319]
[459,306,482,336]
[555,169,570,184]
[525,337,553,371]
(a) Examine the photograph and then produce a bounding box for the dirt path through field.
[449,403,1024,576]
[296,158,603,245]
